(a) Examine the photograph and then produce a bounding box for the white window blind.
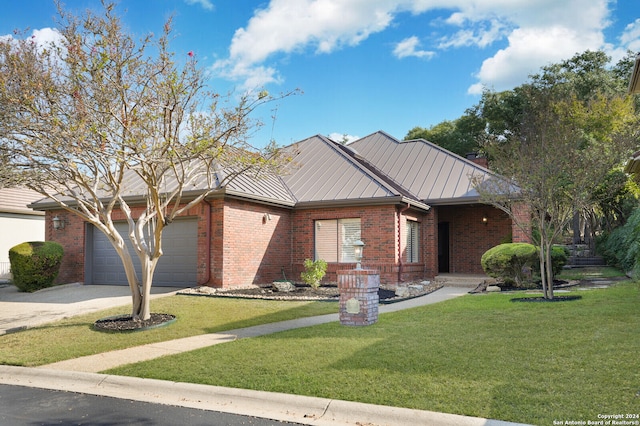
[406,220,419,263]
[315,218,361,263]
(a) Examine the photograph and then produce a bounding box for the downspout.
[397,203,411,283]
[198,199,212,286]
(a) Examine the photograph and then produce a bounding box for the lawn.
[0,296,337,366]
[107,281,640,425]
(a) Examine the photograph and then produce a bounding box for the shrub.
[300,259,327,290]
[9,241,64,292]
[600,207,640,277]
[481,243,538,287]
[482,243,571,288]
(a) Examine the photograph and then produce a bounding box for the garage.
[88,219,198,287]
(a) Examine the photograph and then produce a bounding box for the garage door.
[89,219,198,287]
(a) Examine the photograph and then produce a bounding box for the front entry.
[438,222,450,273]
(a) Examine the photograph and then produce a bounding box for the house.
[32,131,527,288]
[624,53,640,174]
[0,187,45,281]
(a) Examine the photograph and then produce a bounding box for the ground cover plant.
[0,296,337,367]
[108,281,640,425]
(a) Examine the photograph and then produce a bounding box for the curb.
[0,366,529,426]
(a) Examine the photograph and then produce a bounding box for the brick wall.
[291,204,432,285]
[437,205,512,274]
[217,199,292,287]
[46,211,85,284]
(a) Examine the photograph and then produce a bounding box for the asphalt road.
[0,384,301,426]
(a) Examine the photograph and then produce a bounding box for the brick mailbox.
[337,269,380,326]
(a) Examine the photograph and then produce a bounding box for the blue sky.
[2,0,639,147]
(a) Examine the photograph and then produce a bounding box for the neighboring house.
[624,53,640,174]
[32,131,527,288]
[0,187,45,281]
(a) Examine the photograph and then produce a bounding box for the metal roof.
[281,135,428,209]
[31,130,494,211]
[348,131,493,205]
[0,187,45,215]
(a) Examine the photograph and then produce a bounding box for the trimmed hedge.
[9,241,64,292]
[481,243,538,287]
[481,243,569,288]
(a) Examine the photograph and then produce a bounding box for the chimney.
[466,152,488,169]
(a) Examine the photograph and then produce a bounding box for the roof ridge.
[330,138,422,203]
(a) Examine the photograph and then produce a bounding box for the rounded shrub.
[481,243,538,288]
[9,241,64,292]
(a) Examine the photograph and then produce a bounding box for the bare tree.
[0,2,295,320]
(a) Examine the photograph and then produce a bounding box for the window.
[406,220,419,263]
[315,218,361,263]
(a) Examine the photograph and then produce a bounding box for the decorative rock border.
[93,313,176,332]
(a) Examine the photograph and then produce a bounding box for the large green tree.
[0,2,294,321]
[476,66,638,299]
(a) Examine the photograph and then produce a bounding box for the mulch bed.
[511,295,583,302]
[93,313,176,332]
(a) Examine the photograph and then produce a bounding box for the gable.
[349,131,493,205]
[281,135,428,210]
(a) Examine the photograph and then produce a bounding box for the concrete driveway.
[0,283,180,335]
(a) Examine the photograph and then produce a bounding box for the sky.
[2,0,639,148]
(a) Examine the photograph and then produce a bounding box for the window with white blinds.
[315,218,361,263]
[406,220,419,263]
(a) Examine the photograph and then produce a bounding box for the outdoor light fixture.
[482,215,488,225]
[52,216,65,230]
[353,239,365,270]
[263,213,272,223]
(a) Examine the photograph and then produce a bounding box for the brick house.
[32,131,526,288]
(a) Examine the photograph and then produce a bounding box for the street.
[0,384,301,426]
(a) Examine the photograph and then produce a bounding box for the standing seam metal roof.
[348,131,493,204]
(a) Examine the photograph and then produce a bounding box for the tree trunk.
[135,255,159,320]
[545,242,554,300]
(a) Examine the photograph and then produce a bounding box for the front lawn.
[0,296,337,366]
[108,281,640,425]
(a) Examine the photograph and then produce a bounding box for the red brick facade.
[45,198,519,288]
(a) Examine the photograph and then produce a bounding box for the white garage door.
[89,219,198,287]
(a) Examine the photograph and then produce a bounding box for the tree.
[405,107,485,157]
[477,84,638,299]
[0,2,294,321]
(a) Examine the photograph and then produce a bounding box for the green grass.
[0,295,337,366]
[108,282,640,425]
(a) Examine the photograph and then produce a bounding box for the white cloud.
[393,36,435,59]
[184,0,214,11]
[328,133,360,144]
[620,18,640,53]
[468,25,603,94]
[213,0,618,94]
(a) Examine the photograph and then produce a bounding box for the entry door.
[438,222,450,273]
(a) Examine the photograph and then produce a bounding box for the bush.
[547,245,569,277]
[482,243,570,288]
[300,259,327,290]
[9,241,64,292]
[481,243,538,287]
[600,207,640,277]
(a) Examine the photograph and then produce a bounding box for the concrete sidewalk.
[0,283,530,425]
